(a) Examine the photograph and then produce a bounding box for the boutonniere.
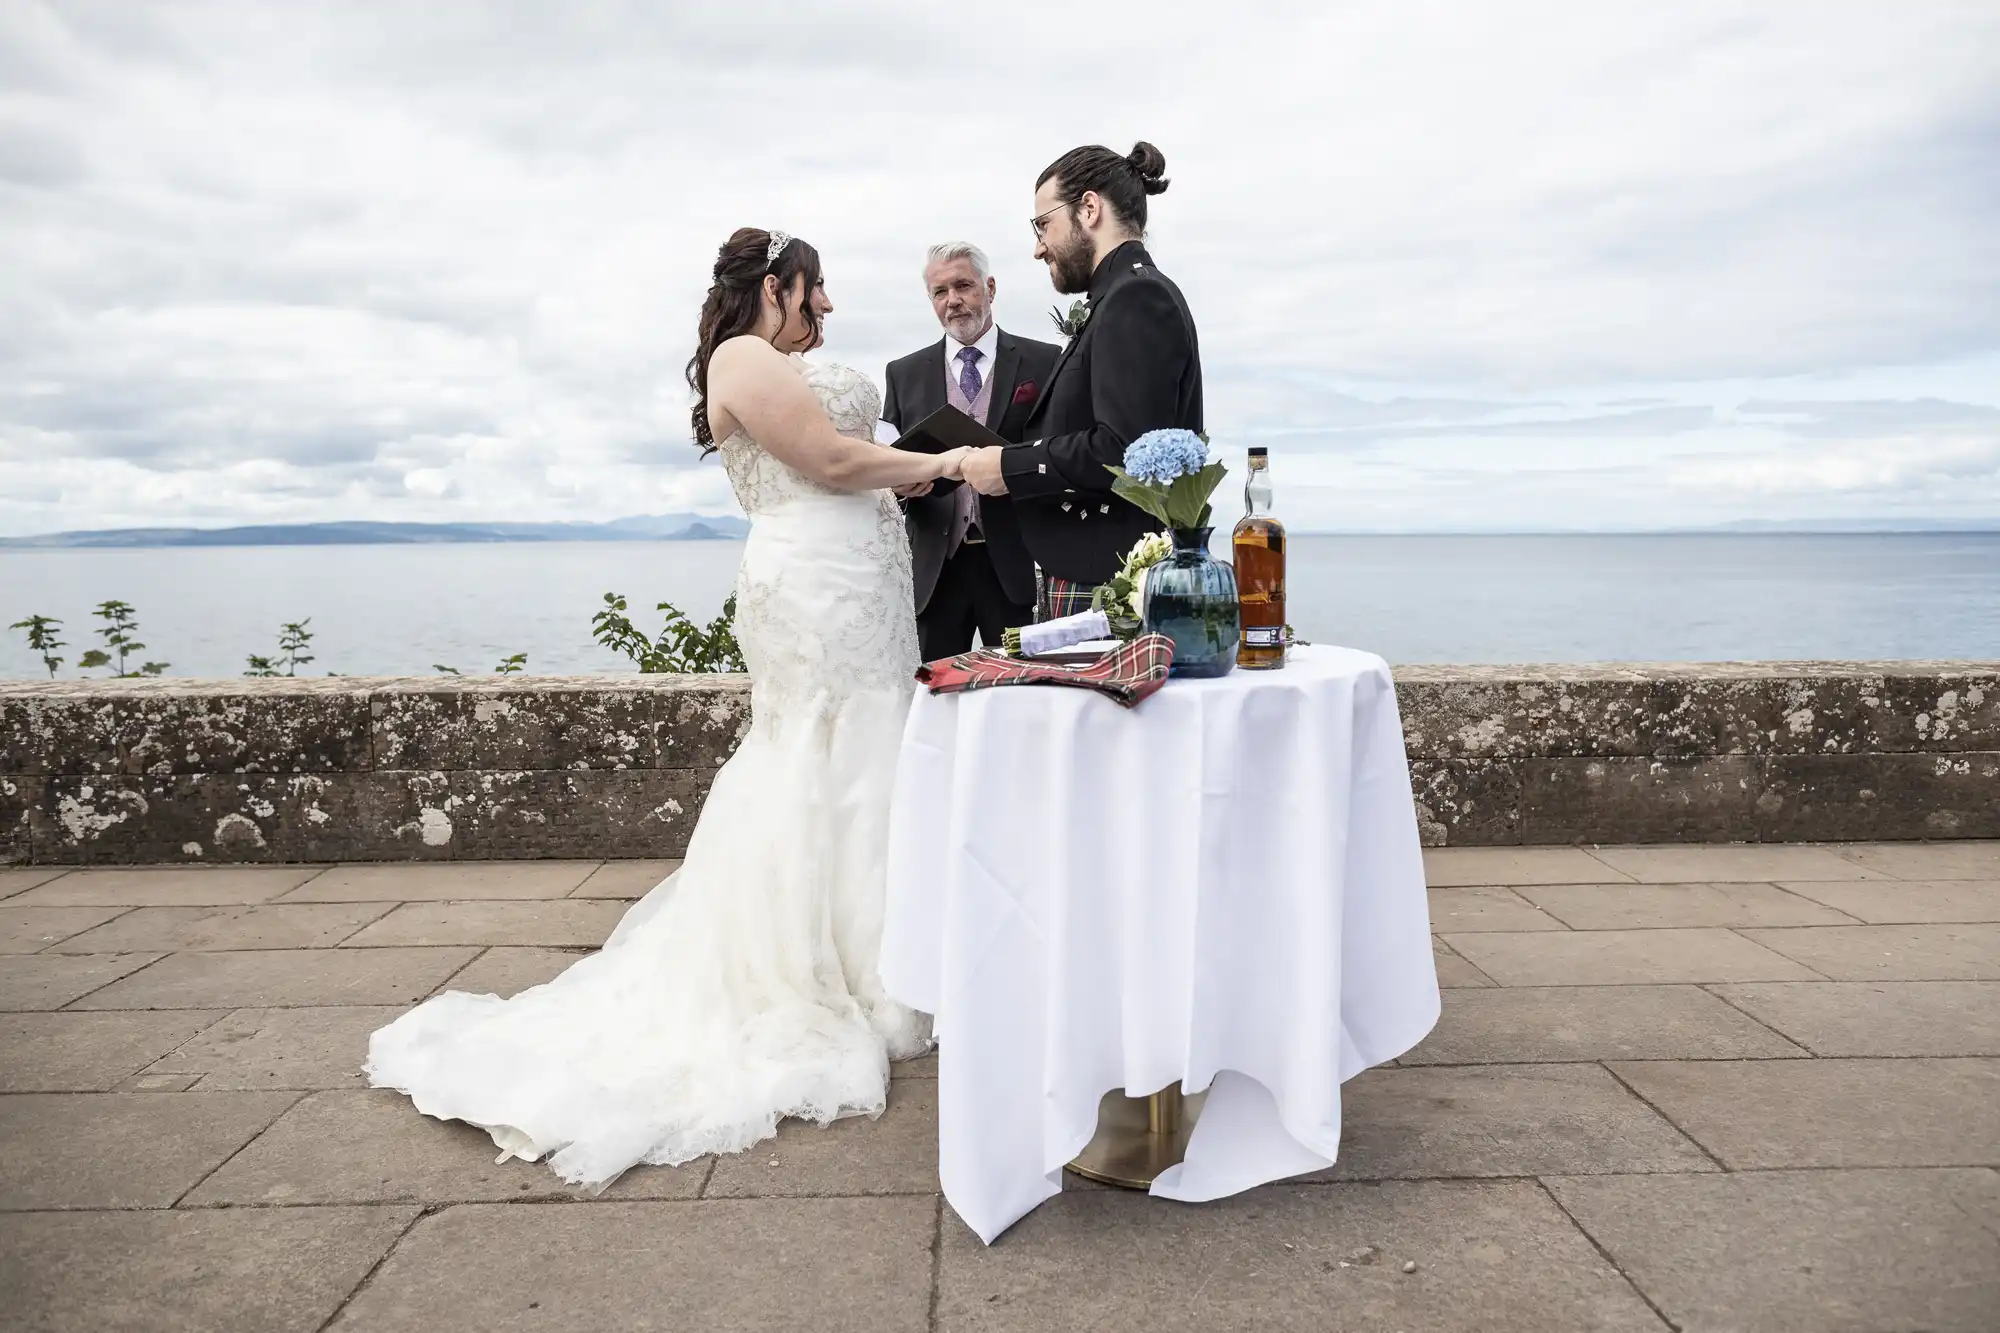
[1050,299,1090,340]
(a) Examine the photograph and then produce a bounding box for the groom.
[959,141,1203,619]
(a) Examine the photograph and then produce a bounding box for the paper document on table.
[873,419,900,445]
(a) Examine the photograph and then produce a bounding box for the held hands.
[894,448,971,499]
[960,446,1009,496]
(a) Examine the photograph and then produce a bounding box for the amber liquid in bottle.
[1232,447,1285,669]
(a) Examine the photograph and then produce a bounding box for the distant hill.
[0,514,749,548]
[1702,517,2000,534]
[4,514,1992,547]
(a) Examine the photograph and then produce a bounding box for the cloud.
[1374,405,1716,443]
[1671,436,2000,498]
[0,0,1997,534]
[1734,397,2000,438]
[1662,394,2000,518]
[1230,401,1718,455]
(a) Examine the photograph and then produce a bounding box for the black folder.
[890,404,1009,455]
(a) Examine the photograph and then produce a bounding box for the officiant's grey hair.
[924,242,990,282]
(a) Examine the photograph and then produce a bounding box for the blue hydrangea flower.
[1122,430,1208,485]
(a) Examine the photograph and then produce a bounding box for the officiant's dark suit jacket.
[1000,240,1203,586]
[882,327,1059,614]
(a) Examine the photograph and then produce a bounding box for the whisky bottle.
[1232,447,1286,669]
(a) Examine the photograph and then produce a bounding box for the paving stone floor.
[2,843,1996,1331]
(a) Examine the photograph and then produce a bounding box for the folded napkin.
[916,633,1174,708]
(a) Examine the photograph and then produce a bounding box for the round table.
[881,644,1441,1244]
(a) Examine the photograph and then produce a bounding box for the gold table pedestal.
[1065,1084,1201,1189]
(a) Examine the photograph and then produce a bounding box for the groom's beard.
[1048,232,1096,295]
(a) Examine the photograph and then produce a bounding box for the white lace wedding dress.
[367,360,932,1189]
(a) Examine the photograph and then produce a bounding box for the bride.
[367,227,968,1189]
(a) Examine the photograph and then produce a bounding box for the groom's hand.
[962,447,1009,496]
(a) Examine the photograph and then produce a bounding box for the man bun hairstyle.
[1125,142,1169,195]
[1037,140,1170,233]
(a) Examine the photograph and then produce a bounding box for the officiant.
[883,243,1061,661]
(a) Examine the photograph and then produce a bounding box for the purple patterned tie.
[957,346,983,404]
[953,347,984,549]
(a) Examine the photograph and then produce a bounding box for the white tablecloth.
[881,644,1441,1243]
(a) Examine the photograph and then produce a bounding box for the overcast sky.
[2,0,1996,536]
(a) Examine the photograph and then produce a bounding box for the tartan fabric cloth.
[1037,574,1101,622]
[915,633,1174,708]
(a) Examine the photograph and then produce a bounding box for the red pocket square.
[1012,380,1038,406]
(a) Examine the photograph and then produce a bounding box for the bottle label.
[1244,627,1283,648]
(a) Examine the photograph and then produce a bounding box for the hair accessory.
[765,230,792,269]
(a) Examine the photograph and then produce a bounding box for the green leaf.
[1105,611,1142,640]
[590,588,744,674]
[1157,461,1227,529]
[1108,472,1173,527]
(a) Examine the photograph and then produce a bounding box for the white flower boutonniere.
[1050,299,1090,341]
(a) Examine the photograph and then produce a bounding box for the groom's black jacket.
[1000,240,1203,586]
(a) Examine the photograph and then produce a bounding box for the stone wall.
[2,661,1994,864]
[1393,662,1997,846]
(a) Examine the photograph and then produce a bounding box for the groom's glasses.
[1030,203,1072,239]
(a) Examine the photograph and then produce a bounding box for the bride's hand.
[938,447,971,481]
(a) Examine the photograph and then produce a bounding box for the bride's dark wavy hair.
[686,227,823,454]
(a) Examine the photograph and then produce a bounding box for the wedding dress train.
[366,361,931,1189]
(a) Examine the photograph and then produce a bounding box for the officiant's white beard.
[942,308,990,343]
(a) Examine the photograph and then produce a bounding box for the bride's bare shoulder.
[710,334,773,368]
[711,341,811,409]
[711,336,807,372]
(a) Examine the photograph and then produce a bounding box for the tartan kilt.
[1036,572,1102,623]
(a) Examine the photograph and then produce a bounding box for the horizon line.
[5,523,2000,547]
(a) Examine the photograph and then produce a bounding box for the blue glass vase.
[1141,528,1240,678]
